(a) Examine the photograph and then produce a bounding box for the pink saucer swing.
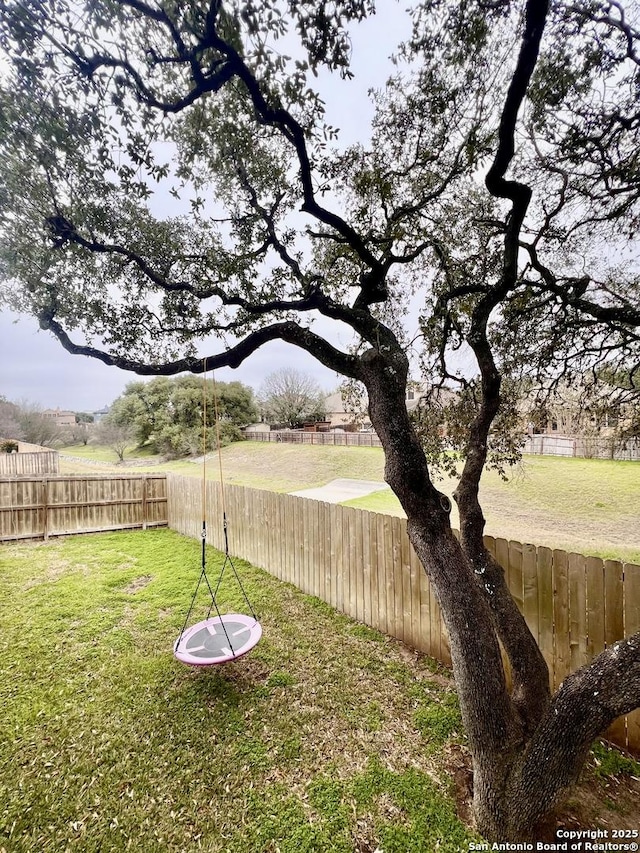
[173,367,261,667]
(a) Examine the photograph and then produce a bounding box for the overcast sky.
[0,5,411,413]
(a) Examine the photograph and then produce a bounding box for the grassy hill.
[59,441,640,563]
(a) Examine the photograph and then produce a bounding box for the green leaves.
[109,375,258,457]
[1,0,639,468]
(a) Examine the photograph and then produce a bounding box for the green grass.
[59,442,640,563]
[343,454,640,564]
[0,529,477,853]
[592,742,640,781]
[59,442,153,463]
[2,530,639,849]
[59,440,387,488]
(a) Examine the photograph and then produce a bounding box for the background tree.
[259,368,327,427]
[0,396,21,440]
[69,422,91,446]
[1,0,640,841]
[15,403,64,448]
[0,397,65,446]
[93,417,136,463]
[109,375,257,458]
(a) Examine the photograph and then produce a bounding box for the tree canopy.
[1,0,640,841]
[258,368,326,427]
[108,375,257,456]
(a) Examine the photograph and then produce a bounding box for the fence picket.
[553,549,571,690]
[508,540,524,615]
[335,505,345,613]
[569,553,589,672]
[604,559,627,745]
[537,546,554,683]
[586,557,605,660]
[361,510,372,627]
[369,513,381,634]
[624,564,640,752]
[329,503,339,609]
[384,515,395,639]
[391,515,405,643]
[348,508,358,617]
[375,513,387,635]
[354,509,364,622]
[522,543,539,643]
[401,518,413,647]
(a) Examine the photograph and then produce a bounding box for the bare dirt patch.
[446,743,640,838]
[123,575,153,593]
[22,558,79,589]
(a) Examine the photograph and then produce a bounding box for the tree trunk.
[361,348,522,832]
[361,347,640,841]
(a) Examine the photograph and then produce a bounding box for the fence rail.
[167,475,640,754]
[244,430,383,447]
[0,474,167,541]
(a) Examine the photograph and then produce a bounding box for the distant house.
[523,384,638,439]
[42,408,76,427]
[324,392,368,430]
[323,382,453,431]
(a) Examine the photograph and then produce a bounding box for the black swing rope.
[175,363,258,658]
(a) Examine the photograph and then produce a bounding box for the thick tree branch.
[454,308,551,735]
[515,632,640,831]
[449,0,552,731]
[199,21,391,307]
[38,313,362,380]
[485,0,549,284]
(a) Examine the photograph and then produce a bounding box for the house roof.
[42,408,75,417]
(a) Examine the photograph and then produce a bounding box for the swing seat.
[173,613,262,666]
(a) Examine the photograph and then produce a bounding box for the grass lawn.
[1,529,639,852]
[0,529,476,853]
[59,440,388,488]
[60,441,640,563]
[59,443,164,465]
[343,454,640,563]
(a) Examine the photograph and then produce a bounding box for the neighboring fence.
[0,474,167,541]
[0,439,60,476]
[244,430,383,447]
[246,431,640,460]
[14,440,55,453]
[167,474,640,754]
[524,434,640,461]
[0,450,60,476]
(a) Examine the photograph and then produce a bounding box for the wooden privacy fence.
[0,474,167,541]
[167,474,640,754]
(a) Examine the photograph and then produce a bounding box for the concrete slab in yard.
[289,478,390,504]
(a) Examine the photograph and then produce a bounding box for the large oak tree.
[1,0,640,840]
